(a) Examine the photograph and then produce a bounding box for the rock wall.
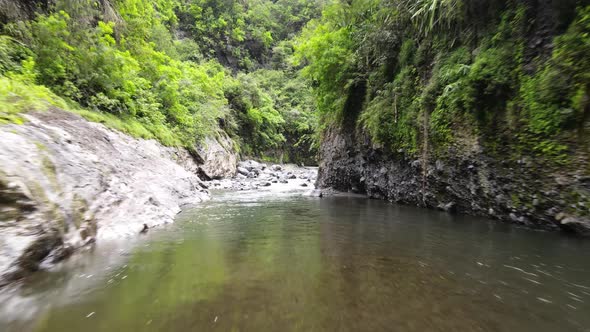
[317,124,590,236]
[0,109,210,284]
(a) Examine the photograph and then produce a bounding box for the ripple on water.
[1,194,590,332]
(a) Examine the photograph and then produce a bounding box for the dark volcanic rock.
[559,217,590,236]
[317,125,589,236]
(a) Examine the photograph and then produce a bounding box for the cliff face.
[315,0,590,236]
[0,109,213,284]
[317,121,590,236]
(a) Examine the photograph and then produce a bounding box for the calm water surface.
[1,188,590,332]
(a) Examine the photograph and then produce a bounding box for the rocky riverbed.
[205,160,317,191]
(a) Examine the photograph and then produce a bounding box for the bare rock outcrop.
[0,109,209,284]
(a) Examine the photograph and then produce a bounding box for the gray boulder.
[194,132,238,180]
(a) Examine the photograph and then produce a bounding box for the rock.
[50,245,74,263]
[271,164,282,171]
[435,160,445,172]
[238,160,263,172]
[288,174,297,179]
[193,133,238,180]
[437,202,456,213]
[555,212,566,221]
[300,183,308,187]
[559,217,590,236]
[316,123,590,234]
[237,167,249,176]
[0,110,209,284]
[260,182,272,187]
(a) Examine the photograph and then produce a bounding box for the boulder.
[237,167,249,176]
[194,132,238,180]
[238,160,263,172]
[559,216,590,236]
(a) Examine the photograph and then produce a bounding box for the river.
[1,186,590,331]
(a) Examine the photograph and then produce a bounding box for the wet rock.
[237,167,249,176]
[16,232,62,273]
[260,182,272,187]
[300,183,308,187]
[50,245,74,263]
[0,110,209,284]
[316,124,589,235]
[559,217,590,236]
[437,202,456,213]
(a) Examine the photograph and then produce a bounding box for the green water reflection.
[3,193,590,332]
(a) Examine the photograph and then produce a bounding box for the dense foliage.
[296,0,589,165]
[0,0,321,163]
[2,0,589,167]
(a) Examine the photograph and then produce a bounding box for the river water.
[1,187,590,332]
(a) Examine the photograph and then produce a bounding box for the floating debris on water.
[86,312,95,318]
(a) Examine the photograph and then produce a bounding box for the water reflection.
[1,191,590,331]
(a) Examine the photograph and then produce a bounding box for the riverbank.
[0,109,317,285]
[0,109,212,285]
[317,124,590,237]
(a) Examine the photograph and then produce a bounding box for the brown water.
[1,189,590,332]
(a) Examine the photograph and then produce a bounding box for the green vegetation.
[1,0,588,166]
[0,0,322,163]
[296,0,589,164]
